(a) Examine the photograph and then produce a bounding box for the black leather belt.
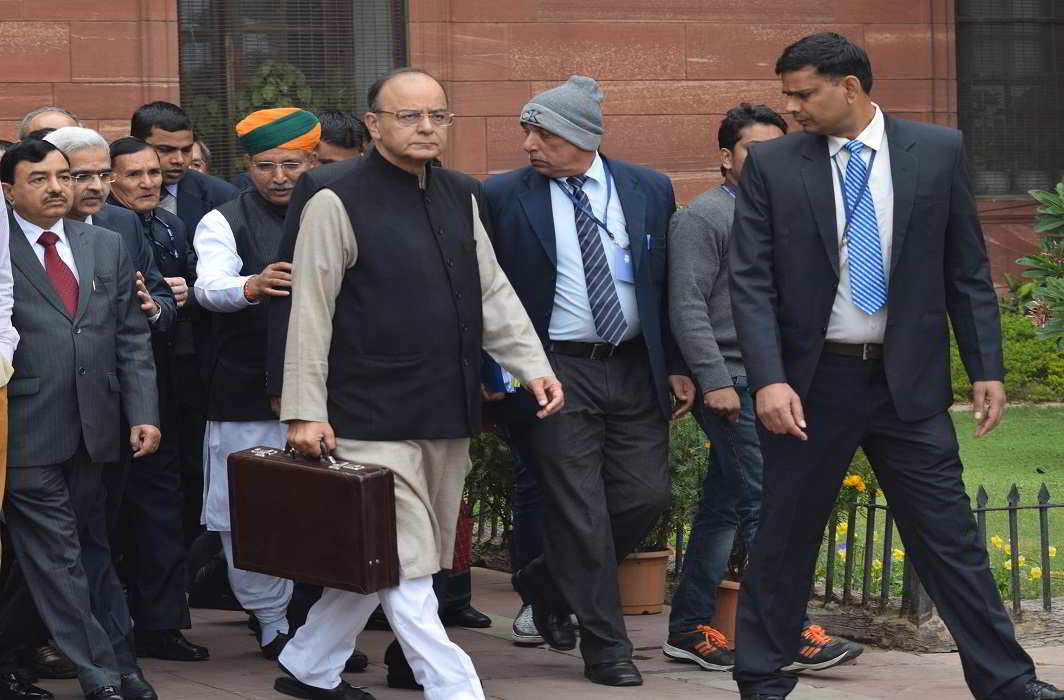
[547,338,637,360]
[824,341,883,360]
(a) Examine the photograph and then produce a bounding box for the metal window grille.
[177,0,407,178]
[957,0,1064,196]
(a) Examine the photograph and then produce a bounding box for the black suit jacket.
[728,113,1003,422]
[175,168,239,238]
[481,157,687,422]
[92,203,176,333]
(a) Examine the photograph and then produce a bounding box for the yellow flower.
[1004,559,1013,571]
[1030,567,1043,580]
[892,548,905,562]
[872,559,883,571]
[703,442,710,449]
[1018,555,1026,566]
[836,548,846,559]
[877,489,886,499]
[1050,546,1057,558]
[842,474,866,492]
[991,535,1004,549]
[836,522,848,535]
[1004,544,1012,556]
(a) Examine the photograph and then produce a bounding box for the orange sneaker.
[663,624,735,671]
[783,624,863,672]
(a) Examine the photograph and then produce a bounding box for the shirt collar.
[165,183,178,198]
[14,211,66,244]
[581,151,606,188]
[828,103,885,157]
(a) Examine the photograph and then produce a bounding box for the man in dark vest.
[192,108,320,660]
[276,68,563,700]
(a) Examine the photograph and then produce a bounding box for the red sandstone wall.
[407,0,1035,285]
[0,0,179,141]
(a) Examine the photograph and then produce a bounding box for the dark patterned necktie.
[566,175,627,345]
[38,231,79,317]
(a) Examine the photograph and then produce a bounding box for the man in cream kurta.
[276,69,562,700]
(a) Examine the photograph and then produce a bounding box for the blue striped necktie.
[842,139,887,314]
[566,175,628,345]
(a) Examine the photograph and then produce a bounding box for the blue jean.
[669,375,763,634]
[505,431,544,595]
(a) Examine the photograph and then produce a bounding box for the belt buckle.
[590,343,612,360]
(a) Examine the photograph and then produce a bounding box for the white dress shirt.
[193,209,256,312]
[548,152,640,342]
[826,104,894,344]
[14,211,80,282]
[0,197,20,366]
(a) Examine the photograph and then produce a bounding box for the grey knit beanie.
[520,76,603,151]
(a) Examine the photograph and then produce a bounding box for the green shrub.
[950,312,1064,402]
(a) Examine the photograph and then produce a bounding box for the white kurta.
[193,208,285,531]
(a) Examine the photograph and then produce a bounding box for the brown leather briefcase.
[228,445,400,594]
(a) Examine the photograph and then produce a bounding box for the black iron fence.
[820,483,1063,621]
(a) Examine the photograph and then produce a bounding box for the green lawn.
[816,406,1064,601]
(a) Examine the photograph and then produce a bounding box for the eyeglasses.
[251,161,306,174]
[374,110,455,127]
[70,170,116,184]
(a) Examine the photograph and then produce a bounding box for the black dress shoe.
[384,639,421,690]
[584,660,643,687]
[0,671,53,699]
[84,687,122,700]
[275,662,375,699]
[511,570,576,651]
[441,604,492,629]
[135,629,209,662]
[1026,680,1064,699]
[261,632,292,661]
[344,649,368,673]
[740,696,786,700]
[23,642,76,679]
[119,670,158,700]
[364,607,390,631]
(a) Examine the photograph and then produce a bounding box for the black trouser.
[511,342,669,665]
[734,352,1036,699]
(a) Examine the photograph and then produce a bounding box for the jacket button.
[437,228,444,237]
[72,327,81,334]
[455,290,463,299]
[78,367,87,376]
[821,327,828,335]
[462,358,470,367]
[447,259,455,267]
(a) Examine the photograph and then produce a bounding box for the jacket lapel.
[66,220,95,321]
[800,135,840,277]
[606,157,646,272]
[885,115,917,277]
[8,212,71,318]
[517,171,557,266]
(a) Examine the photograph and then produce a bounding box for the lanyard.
[831,148,877,243]
[147,213,180,259]
[553,159,621,245]
[720,183,737,198]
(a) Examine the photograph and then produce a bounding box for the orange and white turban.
[235,107,320,155]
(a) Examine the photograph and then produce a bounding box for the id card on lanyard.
[554,160,635,283]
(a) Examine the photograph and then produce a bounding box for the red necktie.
[37,231,79,317]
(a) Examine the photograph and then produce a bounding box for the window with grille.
[177,0,407,177]
[957,0,1064,196]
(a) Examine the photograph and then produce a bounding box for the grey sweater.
[667,185,744,392]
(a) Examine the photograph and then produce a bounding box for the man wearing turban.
[192,107,319,660]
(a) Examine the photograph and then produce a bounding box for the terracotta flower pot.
[617,548,672,615]
[709,579,741,649]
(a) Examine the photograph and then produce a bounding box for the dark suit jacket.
[728,113,1003,422]
[7,214,159,467]
[175,168,239,238]
[481,156,686,421]
[92,203,176,333]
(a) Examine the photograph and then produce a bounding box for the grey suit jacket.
[7,214,159,467]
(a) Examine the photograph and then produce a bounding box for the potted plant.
[618,415,707,615]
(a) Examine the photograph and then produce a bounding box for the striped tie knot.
[845,139,865,156]
[566,175,588,193]
[38,231,59,247]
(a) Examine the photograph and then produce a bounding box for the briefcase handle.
[284,439,338,465]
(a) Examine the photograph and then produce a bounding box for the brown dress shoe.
[25,641,76,680]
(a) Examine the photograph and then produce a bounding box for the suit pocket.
[7,377,40,397]
[107,373,121,392]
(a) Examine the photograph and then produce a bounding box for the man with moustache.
[54,133,206,664]
[193,108,323,660]
[1,139,159,700]
[275,68,561,700]
[17,108,78,140]
[729,33,1063,700]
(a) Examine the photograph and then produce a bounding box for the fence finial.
[1039,482,1050,505]
[977,485,989,507]
[1008,484,1021,506]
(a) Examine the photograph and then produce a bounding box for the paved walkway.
[35,568,1064,699]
